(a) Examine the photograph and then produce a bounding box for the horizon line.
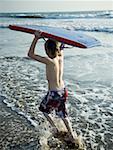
[0,9,112,13]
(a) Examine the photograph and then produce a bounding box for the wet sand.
[0,96,40,150]
[0,96,86,150]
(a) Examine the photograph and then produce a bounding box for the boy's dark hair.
[45,39,61,58]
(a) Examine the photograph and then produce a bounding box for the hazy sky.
[0,0,113,12]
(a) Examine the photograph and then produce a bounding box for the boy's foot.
[65,134,86,149]
[64,133,76,143]
[51,127,59,135]
[52,129,67,138]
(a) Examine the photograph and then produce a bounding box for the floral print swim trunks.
[39,88,68,118]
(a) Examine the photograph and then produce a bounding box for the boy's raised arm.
[28,31,41,57]
[28,31,51,65]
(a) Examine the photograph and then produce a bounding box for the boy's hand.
[35,31,42,39]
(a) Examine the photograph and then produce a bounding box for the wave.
[0,10,112,33]
[72,27,113,33]
[0,23,113,33]
[11,15,45,19]
[0,13,45,19]
[0,10,113,19]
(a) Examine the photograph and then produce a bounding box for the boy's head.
[44,39,63,58]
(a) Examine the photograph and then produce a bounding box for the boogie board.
[9,25,101,48]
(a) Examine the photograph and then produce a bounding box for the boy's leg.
[62,117,85,149]
[43,113,59,133]
[62,117,77,140]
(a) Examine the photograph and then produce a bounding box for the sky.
[0,0,113,12]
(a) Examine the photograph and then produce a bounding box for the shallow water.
[0,47,113,149]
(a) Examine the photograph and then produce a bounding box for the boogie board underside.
[9,25,101,48]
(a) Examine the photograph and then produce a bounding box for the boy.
[28,31,77,143]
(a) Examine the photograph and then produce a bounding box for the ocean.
[0,10,113,150]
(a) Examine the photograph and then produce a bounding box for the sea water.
[0,11,113,149]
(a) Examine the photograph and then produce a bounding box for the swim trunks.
[39,88,68,118]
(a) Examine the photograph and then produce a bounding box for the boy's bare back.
[46,52,64,90]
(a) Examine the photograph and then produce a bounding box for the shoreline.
[0,96,40,150]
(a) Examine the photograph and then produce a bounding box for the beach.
[0,95,41,150]
[0,11,113,150]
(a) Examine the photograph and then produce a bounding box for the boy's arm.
[60,49,64,57]
[28,32,51,64]
[59,48,64,62]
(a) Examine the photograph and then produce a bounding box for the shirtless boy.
[28,31,77,142]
